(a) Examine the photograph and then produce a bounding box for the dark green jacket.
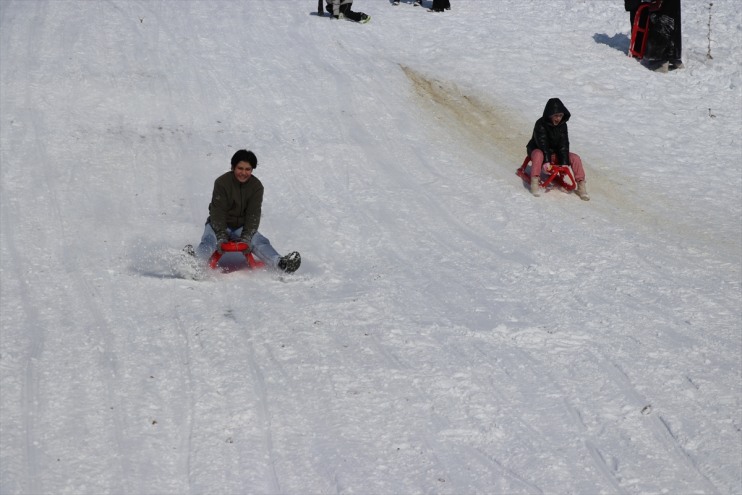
[207,171,263,240]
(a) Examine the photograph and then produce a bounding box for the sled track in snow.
[401,65,740,263]
[594,352,720,494]
[401,65,529,168]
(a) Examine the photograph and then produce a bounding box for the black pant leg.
[339,3,363,22]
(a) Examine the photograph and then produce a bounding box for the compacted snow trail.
[1,1,740,494]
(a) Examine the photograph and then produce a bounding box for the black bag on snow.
[645,12,675,60]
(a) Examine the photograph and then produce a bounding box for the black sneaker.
[278,252,301,273]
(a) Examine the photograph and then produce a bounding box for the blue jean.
[196,223,281,268]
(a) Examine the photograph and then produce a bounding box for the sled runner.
[516,155,577,193]
[208,241,265,271]
[629,3,651,59]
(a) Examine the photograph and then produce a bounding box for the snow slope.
[1,1,740,493]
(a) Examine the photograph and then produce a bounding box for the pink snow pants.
[530,149,586,182]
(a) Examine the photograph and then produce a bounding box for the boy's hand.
[216,237,228,254]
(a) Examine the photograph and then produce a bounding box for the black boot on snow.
[278,252,301,273]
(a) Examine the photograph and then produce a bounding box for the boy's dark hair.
[231,149,258,169]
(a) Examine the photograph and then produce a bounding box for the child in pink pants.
[526,98,589,201]
[529,149,586,183]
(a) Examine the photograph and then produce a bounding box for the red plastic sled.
[629,3,651,59]
[516,155,576,193]
[208,241,265,271]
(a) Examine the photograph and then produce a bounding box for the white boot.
[530,177,541,197]
[576,181,590,201]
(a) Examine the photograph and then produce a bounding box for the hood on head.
[542,98,571,123]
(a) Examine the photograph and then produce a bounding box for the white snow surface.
[1,1,741,494]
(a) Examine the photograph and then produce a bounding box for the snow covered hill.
[1,1,740,493]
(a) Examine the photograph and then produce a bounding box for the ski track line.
[36,80,130,492]
[51,215,131,491]
[561,397,628,495]
[245,341,281,494]
[38,77,132,490]
[422,426,544,495]
[384,327,547,493]
[354,320,514,491]
[68,273,130,490]
[173,302,197,495]
[321,315,483,492]
[345,319,498,492]
[7,69,130,495]
[463,333,626,493]
[584,440,628,495]
[516,345,629,493]
[429,408,546,495]
[12,82,127,494]
[470,445,544,495]
[172,294,231,493]
[595,350,721,494]
[0,5,45,493]
[490,329,718,494]
[13,5,49,489]
[0,124,42,493]
[172,292,264,492]
[485,349,582,488]
[259,342,302,398]
[2,185,43,495]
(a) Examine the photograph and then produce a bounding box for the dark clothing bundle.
[207,171,263,241]
[326,0,365,22]
[526,98,572,166]
[625,0,682,61]
[431,0,450,12]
